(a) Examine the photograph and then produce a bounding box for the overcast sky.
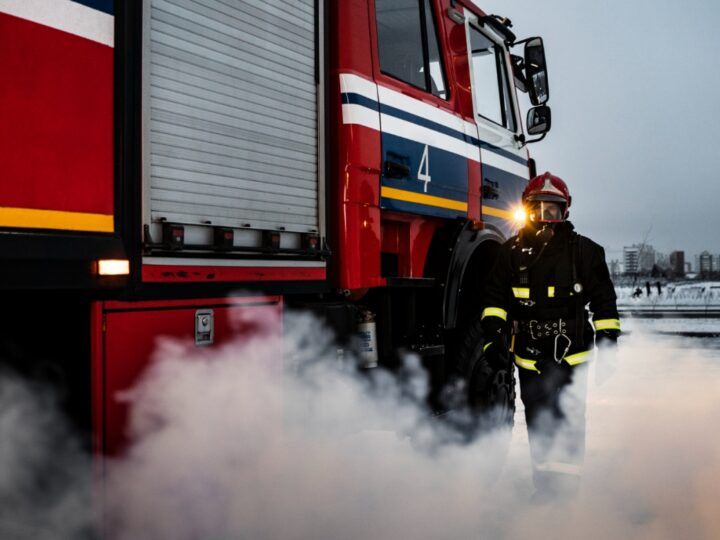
[477,0,720,262]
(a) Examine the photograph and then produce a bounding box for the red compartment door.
[92,296,283,455]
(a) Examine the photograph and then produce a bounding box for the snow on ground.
[616,281,720,309]
[616,281,720,333]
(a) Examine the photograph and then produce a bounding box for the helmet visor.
[527,200,564,223]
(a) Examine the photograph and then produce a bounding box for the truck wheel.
[449,315,516,435]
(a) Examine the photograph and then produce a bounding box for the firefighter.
[481,172,620,500]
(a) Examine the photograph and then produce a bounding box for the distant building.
[655,252,671,273]
[623,243,656,274]
[639,245,656,272]
[623,246,640,274]
[608,259,621,277]
[669,251,685,276]
[699,251,714,275]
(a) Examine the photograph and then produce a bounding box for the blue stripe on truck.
[71,0,114,15]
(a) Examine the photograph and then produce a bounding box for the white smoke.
[2,313,720,539]
[102,312,514,540]
[0,373,93,539]
[570,328,720,540]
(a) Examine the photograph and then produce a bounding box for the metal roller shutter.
[145,0,318,234]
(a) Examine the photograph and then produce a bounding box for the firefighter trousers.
[518,360,589,498]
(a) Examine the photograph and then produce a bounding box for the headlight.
[512,207,527,226]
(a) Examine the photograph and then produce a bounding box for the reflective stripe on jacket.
[514,350,591,372]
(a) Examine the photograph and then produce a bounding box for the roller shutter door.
[145,0,318,234]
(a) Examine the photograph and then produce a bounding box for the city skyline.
[614,242,720,276]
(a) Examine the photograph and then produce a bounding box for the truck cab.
[328,0,551,399]
[330,0,550,286]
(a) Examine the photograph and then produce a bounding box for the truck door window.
[376,0,448,99]
[469,26,515,131]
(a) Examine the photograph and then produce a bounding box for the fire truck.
[0,0,551,454]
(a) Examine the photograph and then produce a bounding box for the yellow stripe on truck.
[482,205,514,220]
[0,206,114,233]
[381,187,467,212]
[378,192,516,223]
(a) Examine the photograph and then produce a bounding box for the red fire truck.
[0,0,551,454]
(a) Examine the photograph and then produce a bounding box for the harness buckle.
[554,333,572,363]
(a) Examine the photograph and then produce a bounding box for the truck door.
[464,13,529,237]
[93,295,283,455]
[374,0,470,220]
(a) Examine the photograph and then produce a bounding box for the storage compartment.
[143,0,320,253]
[93,295,283,454]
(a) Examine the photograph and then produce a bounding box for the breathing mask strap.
[571,233,585,349]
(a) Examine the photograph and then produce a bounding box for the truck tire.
[448,315,516,436]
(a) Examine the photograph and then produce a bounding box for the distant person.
[479,172,620,501]
[656,281,662,295]
[646,281,651,297]
[632,287,643,298]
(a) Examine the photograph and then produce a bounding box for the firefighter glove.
[481,316,507,339]
[483,339,510,372]
[596,329,619,349]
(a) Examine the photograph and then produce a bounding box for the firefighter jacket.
[481,221,620,372]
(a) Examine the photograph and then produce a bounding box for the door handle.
[384,160,410,179]
[482,179,500,200]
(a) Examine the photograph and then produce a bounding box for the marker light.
[162,223,185,250]
[97,259,130,276]
[513,207,527,225]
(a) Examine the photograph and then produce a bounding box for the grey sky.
[478,0,720,262]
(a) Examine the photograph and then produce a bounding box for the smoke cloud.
[2,313,720,539]
[0,373,93,539]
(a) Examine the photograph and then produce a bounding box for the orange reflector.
[97,259,130,276]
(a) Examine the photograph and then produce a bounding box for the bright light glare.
[98,259,130,276]
[513,207,527,224]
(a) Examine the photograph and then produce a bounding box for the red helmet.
[522,172,571,222]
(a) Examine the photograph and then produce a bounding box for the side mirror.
[527,105,551,136]
[524,37,549,105]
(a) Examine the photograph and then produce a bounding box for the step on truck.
[0,0,552,454]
